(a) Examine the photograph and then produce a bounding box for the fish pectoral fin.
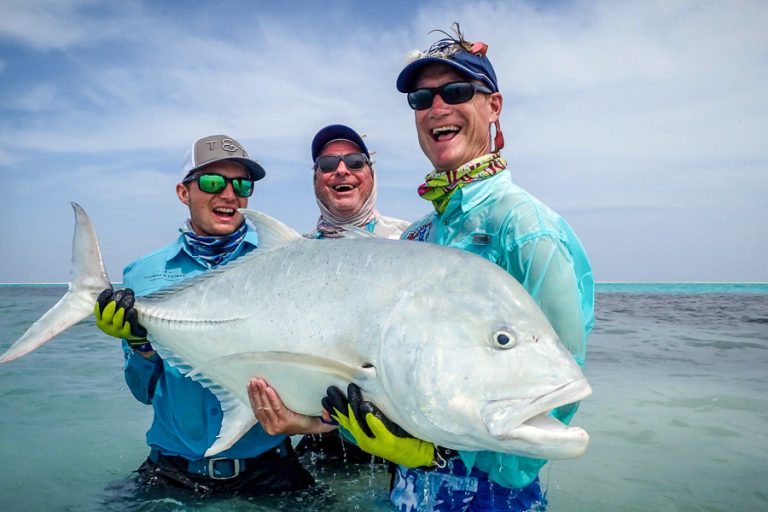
[187,350,376,383]
[187,351,377,417]
[204,400,258,457]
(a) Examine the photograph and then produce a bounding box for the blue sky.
[0,0,766,283]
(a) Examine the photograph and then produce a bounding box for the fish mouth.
[480,378,592,458]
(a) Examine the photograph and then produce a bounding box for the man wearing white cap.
[92,134,324,495]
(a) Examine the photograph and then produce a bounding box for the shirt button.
[210,408,219,416]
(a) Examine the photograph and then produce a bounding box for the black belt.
[149,439,290,480]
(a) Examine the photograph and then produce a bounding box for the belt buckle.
[207,457,240,480]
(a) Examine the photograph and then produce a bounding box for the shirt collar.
[441,170,508,216]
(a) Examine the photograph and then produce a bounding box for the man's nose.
[429,92,451,115]
[335,161,351,174]
[218,181,238,198]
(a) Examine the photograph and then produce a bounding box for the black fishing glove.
[94,288,152,351]
[322,383,437,467]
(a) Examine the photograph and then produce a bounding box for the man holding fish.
[250,124,409,463]
[93,135,328,494]
[319,26,595,511]
[92,127,409,492]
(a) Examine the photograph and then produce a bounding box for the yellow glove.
[322,383,436,468]
[94,288,151,350]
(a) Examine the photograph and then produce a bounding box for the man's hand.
[94,288,152,351]
[248,378,335,435]
[322,383,436,468]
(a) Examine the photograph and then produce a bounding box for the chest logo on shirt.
[144,269,185,283]
[405,222,432,242]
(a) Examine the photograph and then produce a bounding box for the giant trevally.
[0,203,592,459]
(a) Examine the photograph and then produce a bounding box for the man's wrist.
[128,339,153,352]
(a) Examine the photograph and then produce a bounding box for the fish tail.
[0,203,111,362]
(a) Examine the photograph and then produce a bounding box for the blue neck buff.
[181,220,247,269]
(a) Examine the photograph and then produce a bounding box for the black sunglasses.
[314,153,370,173]
[183,173,254,197]
[407,81,493,111]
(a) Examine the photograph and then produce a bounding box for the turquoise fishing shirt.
[402,167,594,489]
[121,225,287,461]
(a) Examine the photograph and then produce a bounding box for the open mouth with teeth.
[432,125,461,141]
[332,184,356,192]
[213,207,237,218]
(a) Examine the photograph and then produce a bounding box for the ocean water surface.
[0,283,766,511]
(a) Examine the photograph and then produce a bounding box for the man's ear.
[488,92,503,123]
[176,182,190,206]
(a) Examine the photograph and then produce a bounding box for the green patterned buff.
[418,153,507,214]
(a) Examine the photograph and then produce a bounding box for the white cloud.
[0,0,766,282]
[2,82,57,111]
[0,0,102,50]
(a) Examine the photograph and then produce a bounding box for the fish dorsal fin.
[140,212,302,303]
[239,209,302,251]
[337,224,376,239]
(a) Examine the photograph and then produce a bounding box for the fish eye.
[492,328,516,349]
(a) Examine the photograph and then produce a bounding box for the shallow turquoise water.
[1,285,767,511]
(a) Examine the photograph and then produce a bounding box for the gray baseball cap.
[180,134,266,181]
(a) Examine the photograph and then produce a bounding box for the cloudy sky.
[0,0,765,283]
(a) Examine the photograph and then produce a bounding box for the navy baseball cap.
[396,37,499,93]
[311,124,370,161]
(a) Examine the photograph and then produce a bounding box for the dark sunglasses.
[184,173,254,197]
[314,153,370,173]
[407,81,493,111]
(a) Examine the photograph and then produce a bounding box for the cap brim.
[396,56,498,93]
[185,157,266,182]
[311,124,369,161]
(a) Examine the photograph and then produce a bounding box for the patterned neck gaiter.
[418,153,507,214]
[180,220,247,269]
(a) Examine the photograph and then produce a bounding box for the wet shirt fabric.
[401,165,594,490]
[121,226,286,461]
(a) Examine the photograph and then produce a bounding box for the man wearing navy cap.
[323,26,595,511]
[248,124,408,463]
[305,124,409,239]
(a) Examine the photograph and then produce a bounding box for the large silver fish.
[1,203,592,459]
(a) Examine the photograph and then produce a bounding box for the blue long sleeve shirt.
[121,226,286,461]
[402,168,594,488]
